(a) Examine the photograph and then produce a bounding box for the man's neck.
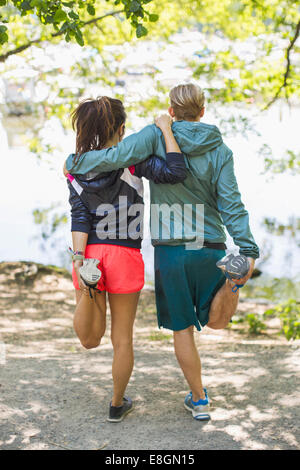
[174,117,201,122]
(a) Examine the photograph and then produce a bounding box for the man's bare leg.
[173,326,206,402]
[206,279,239,330]
[73,290,106,349]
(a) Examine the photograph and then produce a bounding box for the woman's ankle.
[111,397,124,407]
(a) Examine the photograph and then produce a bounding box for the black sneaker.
[107,396,133,423]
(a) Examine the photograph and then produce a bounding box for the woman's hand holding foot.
[74,259,89,296]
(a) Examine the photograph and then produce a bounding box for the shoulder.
[129,123,157,136]
[211,143,234,179]
[201,122,221,134]
[219,142,233,160]
[124,124,159,150]
[137,123,160,139]
[211,137,233,162]
[66,153,76,171]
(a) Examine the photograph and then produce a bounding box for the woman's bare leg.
[108,292,140,407]
[71,232,107,348]
[73,290,107,349]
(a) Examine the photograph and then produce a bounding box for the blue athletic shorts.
[154,245,226,331]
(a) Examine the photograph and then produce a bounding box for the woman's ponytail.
[71,96,126,163]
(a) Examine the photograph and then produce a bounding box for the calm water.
[0,32,299,284]
[0,104,299,285]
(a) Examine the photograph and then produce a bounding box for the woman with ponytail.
[66,96,186,422]
[65,84,259,423]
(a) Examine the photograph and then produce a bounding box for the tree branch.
[263,19,300,110]
[0,9,124,63]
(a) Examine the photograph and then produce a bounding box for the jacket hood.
[167,121,223,157]
[72,166,122,193]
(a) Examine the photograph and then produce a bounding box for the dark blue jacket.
[68,152,186,249]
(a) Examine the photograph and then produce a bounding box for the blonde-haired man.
[65,83,259,422]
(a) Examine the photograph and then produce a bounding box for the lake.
[0,32,299,289]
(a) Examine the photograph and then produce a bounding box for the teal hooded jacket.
[66,121,259,259]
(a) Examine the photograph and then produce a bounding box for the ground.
[0,262,299,450]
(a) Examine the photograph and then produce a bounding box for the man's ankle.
[192,390,206,402]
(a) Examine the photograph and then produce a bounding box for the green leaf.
[30,0,42,7]
[129,1,140,13]
[87,4,95,16]
[20,1,32,12]
[149,13,159,22]
[60,21,69,32]
[53,9,68,23]
[68,11,79,20]
[0,31,8,44]
[0,0,7,5]
[75,31,84,46]
[136,24,147,38]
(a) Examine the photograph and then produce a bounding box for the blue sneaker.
[184,389,210,421]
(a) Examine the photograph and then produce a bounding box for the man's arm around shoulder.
[66,125,159,175]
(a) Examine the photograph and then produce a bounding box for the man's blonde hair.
[169,83,205,120]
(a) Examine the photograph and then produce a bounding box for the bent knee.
[207,320,229,330]
[81,338,101,350]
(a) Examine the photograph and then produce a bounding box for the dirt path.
[0,262,299,450]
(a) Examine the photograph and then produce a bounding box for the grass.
[147,331,173,342]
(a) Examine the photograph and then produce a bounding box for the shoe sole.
[107,406,133,423]
[80,275,98,288]
[217,264,241,278]
[216,260,249,279]
[80,261,101,286]
[82,275,101,283]
[184,403,211,421]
